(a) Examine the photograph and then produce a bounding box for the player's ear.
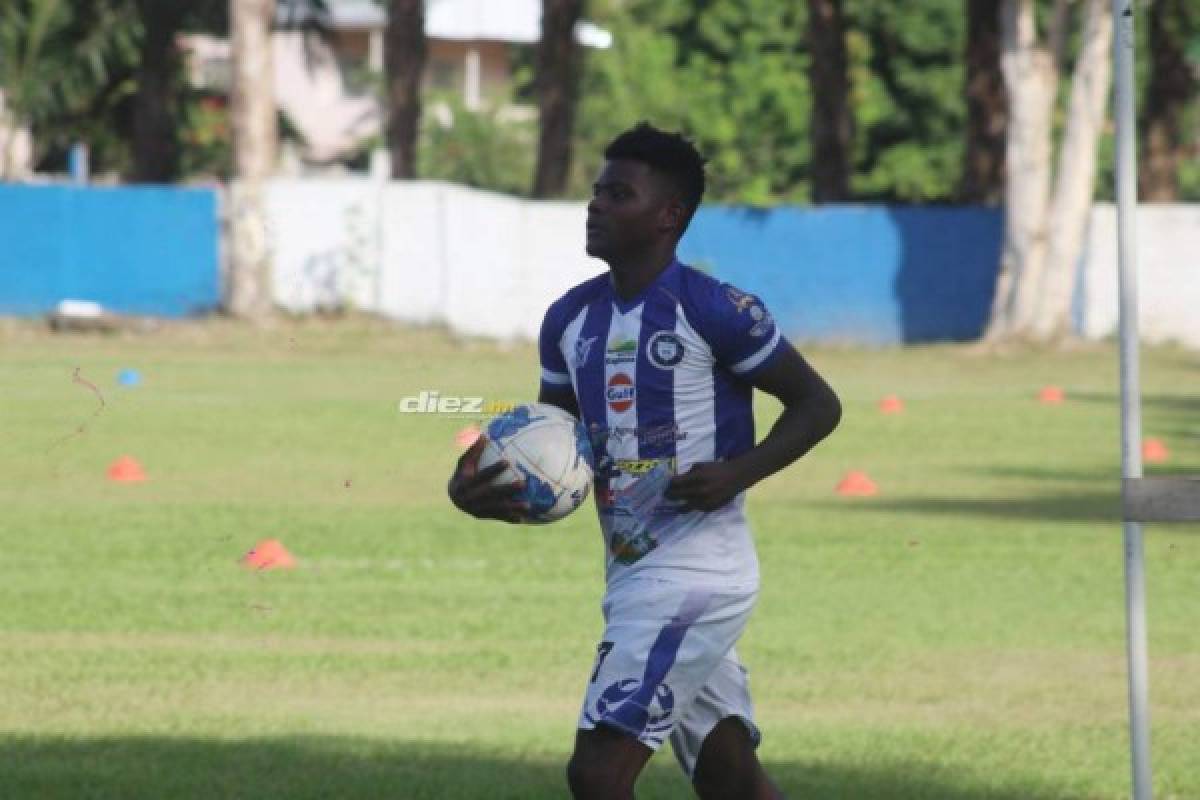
[658,199,685,235]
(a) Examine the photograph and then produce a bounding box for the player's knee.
[693,767,756,800]
[566,752,632,799]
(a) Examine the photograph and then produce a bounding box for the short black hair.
[604,122,707,232]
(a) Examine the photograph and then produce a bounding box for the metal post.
[1112,2,1152,798]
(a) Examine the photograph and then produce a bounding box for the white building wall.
[264,180,1200,347]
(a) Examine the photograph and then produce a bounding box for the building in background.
[180,0,610,170]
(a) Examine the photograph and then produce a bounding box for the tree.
[385,0,425,179]
[576,0,811,205]
[533,0,585,198]
[129,1,228,183]
[986,0,1112,341]
[228,0,276,318]
[806,0,852,202]
[0,0,138,178]
[130,2,186,182]
[1138,0,1197,201]
[848,0,965,202]
[960,0,1006,204]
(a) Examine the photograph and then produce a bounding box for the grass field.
[1,317,1197,799]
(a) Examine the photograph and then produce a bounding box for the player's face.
[586,159,680,263]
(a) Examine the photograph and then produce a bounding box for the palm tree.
[228,0,276,318]
[532,0,584,198]
[806,0,852,203]
[1138,0,1197,201]
[385,0,425,179]
[960,0,1006,204]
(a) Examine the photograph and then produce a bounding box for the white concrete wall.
[1080,204,1200,348]
[266,179,604,339]
[264,180,1200,346]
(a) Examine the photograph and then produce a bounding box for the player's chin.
[585,234,612,259]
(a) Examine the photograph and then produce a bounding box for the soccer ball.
[477,402,594,524]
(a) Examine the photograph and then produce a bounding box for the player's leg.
[668,648,783,799]
[691,716,783,800]
[572,583,749,798]
[566,724,653,799]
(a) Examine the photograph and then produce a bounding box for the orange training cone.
[1142,438,1169,464]
[1038,386,1065,405]
[879,395,904,415]
[107,455,147,482]
[836,471,878,497]
[455,424,481,450]
[241,539,296,571]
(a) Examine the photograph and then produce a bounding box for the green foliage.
[575,0,811,205]
[177,93,231,180]
[0,0,140,173]
[848,0,966,202]
[418,93,537,196]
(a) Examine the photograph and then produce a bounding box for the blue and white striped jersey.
[539,259,785,589]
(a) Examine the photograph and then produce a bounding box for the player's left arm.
[666,340,841,511]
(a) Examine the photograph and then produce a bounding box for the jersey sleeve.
[538,298,573,390]
[703,282,784,379]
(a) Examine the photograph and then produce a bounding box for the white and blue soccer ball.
[477,402,594,524]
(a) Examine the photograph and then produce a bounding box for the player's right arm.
[447,437,528,524]
[538,383,580,419]
[536,296,581,420]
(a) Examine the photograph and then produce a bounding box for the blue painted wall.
[681,206,1004,343]
[0,185,219,317]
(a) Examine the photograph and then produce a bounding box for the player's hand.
[447,437,529,524]
[664,461,745,512]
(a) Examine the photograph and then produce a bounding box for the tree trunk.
[806,0,852,203]
[385,0,425,180]
[1139,0,1197,202]
[228,0,276,319]
[986,0,1057,341]
[131,2,185,183]
[960,0,1006,204]
[533,0,584,198]
[1031,0,1111,339]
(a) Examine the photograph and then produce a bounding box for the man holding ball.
[450,123,841,799]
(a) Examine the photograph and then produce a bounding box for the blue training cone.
[118,369,141,387]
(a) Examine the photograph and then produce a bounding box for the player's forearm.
[730,390,841,491]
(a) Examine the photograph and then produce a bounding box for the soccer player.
[448,122,841,799]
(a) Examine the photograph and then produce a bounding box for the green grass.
[1,317,1198,799]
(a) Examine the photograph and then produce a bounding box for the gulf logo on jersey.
[606,373,635,412]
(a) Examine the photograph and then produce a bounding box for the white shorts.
[577,578,761,778]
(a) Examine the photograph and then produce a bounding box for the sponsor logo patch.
[605,337,638,365]
[606,373,635,413]
[574,336,597,369]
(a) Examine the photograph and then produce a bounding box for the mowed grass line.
[0,319,1197,799]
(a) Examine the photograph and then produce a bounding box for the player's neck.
[608,251,676,302]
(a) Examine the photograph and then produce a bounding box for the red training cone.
[879,395,904,415]
[1142,438,1169,464]
[107,456,147,482]
[241,539,296,571]
[1038,386,1065,405]
[836,471,878,497]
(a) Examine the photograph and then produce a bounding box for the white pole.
[1112,2,1152,798]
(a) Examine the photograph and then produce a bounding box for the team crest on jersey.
[606,373,635,412]
[573,336,597,368]
[646,331,685,369]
